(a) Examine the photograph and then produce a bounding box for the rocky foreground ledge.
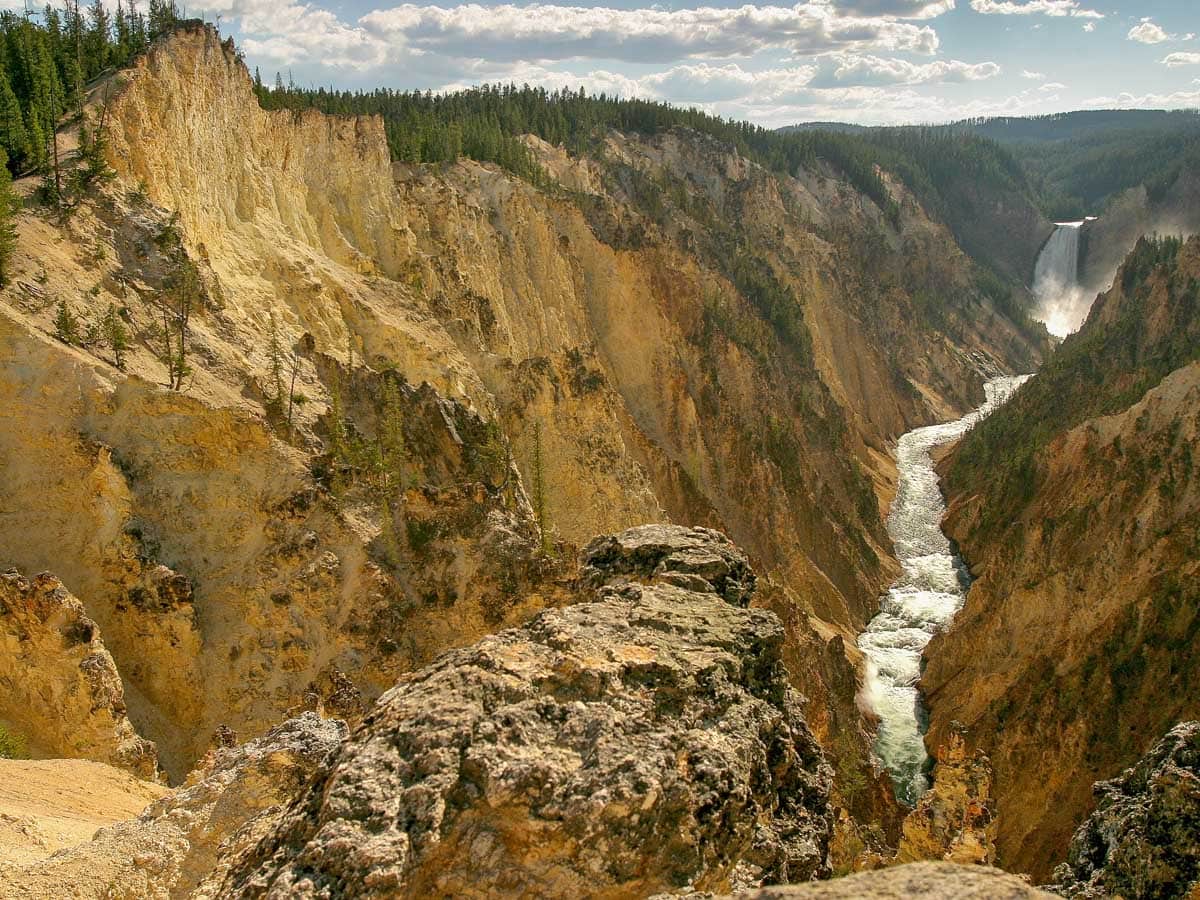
[4,526,1197,898]
[211,525,834,897]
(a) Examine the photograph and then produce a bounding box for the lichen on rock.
[1052,721,1200,899]
[733,861,1057,899]
[215,525,833,898]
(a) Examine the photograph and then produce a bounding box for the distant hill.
[781,110,1200,221]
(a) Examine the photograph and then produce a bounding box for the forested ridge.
[0,6,1047,320]
[253,76,909,224]
[0,1,182,175]
[253,75,1055,307]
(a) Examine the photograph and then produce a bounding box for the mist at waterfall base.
[1033,222,1092,338]
[858,376,1030,806]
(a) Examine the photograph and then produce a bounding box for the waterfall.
[1032,221,1090,337]
[858,375,1030,806]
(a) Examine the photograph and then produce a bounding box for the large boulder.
[1052,721,1200,899]
[215,525,833,898]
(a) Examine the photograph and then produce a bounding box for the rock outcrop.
[3,713,346,900]
[0,569,159,778]
[894,725,998,866]
[215,526,833,898]
[1078,169,1200,297]
[1053,722,1200,900]
[927,235,1200,878]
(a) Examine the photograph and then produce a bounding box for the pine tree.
[530,421,551,552]
[0,67,28,168]
[54,300,79,344]
[267,309,283,402]
[155,253,198,389]
[147,0,180,41]
[377,377,407,491]
[114,0,131,63]
[0,148,18,284]
[101,303,128,368]
[85,0,111,79]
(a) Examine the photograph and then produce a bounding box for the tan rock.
[736,861,1055,898]
[2,714,345,900]
[895,724,997,866]
[0,570,159,779]
[0,758,167,876]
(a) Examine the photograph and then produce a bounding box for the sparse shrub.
[0,723,26,759]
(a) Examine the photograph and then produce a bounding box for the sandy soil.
[0,759,166,872]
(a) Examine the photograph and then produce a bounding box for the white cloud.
[969,0,1103,18]
[640,63,819,104]
[821,53,1001,85]
[1083,88,1200,109]
[357,3,941,65]
[1082,21,1095,32]
[1162,52,1200,67]
[1021,69,1045,79]
[197,0,386,69]
[826,0,957,19]
[1128,20,1170,44]
[1039,81,1066,90]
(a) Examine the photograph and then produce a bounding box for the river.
[858,375,1030,806]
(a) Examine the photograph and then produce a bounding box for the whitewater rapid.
[858,375,1030,806]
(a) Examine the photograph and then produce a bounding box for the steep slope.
[0,23,1043,799]
[925,235,1200,879]
[1077,167,1200,297]
[782,124,1056,285]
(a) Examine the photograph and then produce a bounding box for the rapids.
[858,375,1030,805]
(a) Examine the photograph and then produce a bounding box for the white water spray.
[1033,221,1093,337]
[858,375,1030,806]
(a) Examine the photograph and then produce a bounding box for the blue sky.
[183,0,1198,125]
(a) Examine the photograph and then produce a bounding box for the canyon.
[0,20,1196,900]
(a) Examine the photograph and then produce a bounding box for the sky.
[180,0,1198,126]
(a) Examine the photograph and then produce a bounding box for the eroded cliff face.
[1078,169,1200,297]
[0,570,158,779]
[0,24,1043,807]
[926,235,1200,880]
[1053,721,1200,899]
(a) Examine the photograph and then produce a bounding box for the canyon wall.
[927,234,1200,879]
[1078,168,1200,297]
[0,23,1043,811]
